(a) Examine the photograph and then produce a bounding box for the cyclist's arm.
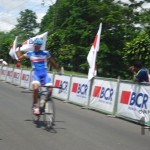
[16,47,26,60]
[48,57,60,72]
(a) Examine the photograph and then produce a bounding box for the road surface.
[0,81,150,150]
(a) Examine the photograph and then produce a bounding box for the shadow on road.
[24,119,66,133]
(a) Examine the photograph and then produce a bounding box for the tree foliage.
[40,0,150,79]
[0,32,14,64]
[123,32,150,71]
[0,9,39,66]
[13,9,39,42]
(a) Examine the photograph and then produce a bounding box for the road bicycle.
[32,85,60,130]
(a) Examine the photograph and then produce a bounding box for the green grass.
[64,70,87,76]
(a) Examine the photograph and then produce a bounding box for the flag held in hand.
[16,32,48,52]
[9,32,48,60]
[9,36,18,60]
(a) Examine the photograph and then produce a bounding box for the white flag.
[16,32,48,52]
[9,36,18,60]
[87,23,102,80]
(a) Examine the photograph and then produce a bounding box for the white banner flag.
[9,36,18,60]
[87,23,102,80]
[16,32,48,52]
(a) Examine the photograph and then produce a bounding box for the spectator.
[129,61,149,82]
[0,59,8,66]
[15,61,21,68]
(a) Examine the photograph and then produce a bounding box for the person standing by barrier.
[129,61,149,82]
[16,38,61,114]
[15,60,21,68]
[0,59,8,66]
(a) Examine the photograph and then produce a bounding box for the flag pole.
[87,23,102,81]
[93,22,102,77]
[84,23,102,109]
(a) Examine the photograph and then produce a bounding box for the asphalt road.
[0,81,150,150]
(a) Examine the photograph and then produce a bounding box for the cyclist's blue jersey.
[24,50,51,71]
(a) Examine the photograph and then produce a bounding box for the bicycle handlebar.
[40,85,62,89]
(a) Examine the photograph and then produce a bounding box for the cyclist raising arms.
[16,38,60,115]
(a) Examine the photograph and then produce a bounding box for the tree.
[7,9,39,67]
[8,0,149,79]
[123,32,150,75]
[14,9,39,41]
[40,0,144,77]
[0,32,14,63]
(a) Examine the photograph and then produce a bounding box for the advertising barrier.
[29,71,33,90]
[0,66,8,81]
[13,68,22,86]
[52,74,71,101]
[89,78,118,114]
[0,66,150,126]
[20,69,31,89]
[6,67,14,83]
[116,81,150,125]
[48,72,54,82]
[68,76,90,106]
[0,66,2,78]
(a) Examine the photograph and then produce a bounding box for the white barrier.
[0,66,7,81]
[0,66,1,79]
[12,68,22,86]
[6,67,14,83]
[52,74,71,101]
[89,78,118,114]
[48,72,54,83]
[116,81,150,125]
[68,76,90,106]
[20,69,31,89]
[1,66,150,126]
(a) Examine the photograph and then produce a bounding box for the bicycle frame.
[32,85,61,130]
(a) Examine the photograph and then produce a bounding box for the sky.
[0,0,56,32]
[0,0,149,33]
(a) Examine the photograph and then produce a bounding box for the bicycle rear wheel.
[43,97,55,129]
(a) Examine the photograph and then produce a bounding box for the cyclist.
[16,38,60,115]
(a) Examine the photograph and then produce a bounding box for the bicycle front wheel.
[43,98,55,129]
